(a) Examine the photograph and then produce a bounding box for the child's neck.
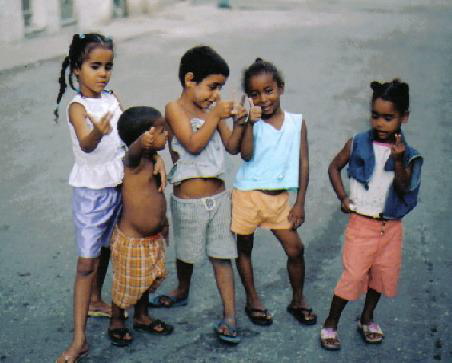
[178,92,206,119]
[262,107,284,127]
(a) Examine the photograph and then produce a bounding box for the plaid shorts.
[111,226,167,309]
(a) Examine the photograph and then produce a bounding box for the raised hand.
[87,112,113,135]
[248,98,262,123]
[214,98,235,120]
[140,127,156,150]
[391,133,405,161]
[233,94,248,125]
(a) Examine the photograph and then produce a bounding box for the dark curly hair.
[178,45,229,87]
[117,106,162,147]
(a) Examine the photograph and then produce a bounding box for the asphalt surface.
[0,1,451,362]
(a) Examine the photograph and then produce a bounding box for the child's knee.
[286,244,304,261]
[236,234,254,255]
[76,258,97,277]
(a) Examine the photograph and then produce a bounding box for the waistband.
[171,190,229,203]
[351,212,400,223]
[114,225,163,242]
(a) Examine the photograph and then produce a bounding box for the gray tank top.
[168,118,225,184]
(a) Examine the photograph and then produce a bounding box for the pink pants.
[334,214,403,301]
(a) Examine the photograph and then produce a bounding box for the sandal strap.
[367,322,384,335]
[320,327,337,339]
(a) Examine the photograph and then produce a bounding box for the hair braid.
[54,55,70,122]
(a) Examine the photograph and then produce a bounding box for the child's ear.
[184,72,196,88]
[401,111,409,124]
[73,68,80,76]
[279,83,285,95]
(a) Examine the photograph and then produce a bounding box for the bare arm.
[165,100,233,154]
[328,138,353,212]
[217,102,247,154]
[68,102,112,153]
[288,120,309,229]
[240,99,261,161]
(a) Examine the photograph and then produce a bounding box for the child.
[107,106,173,347]
[149,45,246,344]
[54,34,165,362]
[320,79,423,350]
[231,58,317,327]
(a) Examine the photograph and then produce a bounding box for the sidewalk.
[0,0,301,73]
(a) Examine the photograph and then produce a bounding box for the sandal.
[108,327,133,347]
[357,321,384,344]
[214,320,241,345]
[134,319,174,335]
[320,327,341,350]
[287,305,317,325]
[149,294,188,308]
[245,306,273,326]
[55,346,88,363]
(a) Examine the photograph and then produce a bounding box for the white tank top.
[66,91,125,189]
[349,142,394,217]
[168,118,225,184]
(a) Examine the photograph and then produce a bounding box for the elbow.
[81,144,95,153]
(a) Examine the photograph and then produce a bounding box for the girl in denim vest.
[320,79,423,350]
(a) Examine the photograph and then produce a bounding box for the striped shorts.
[171,191,237,264]
[111,226,167,309]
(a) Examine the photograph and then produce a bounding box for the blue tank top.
[234,111,302,191]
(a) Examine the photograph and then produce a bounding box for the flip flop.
[357,321,384,344]
[108,327,133,347]
[245,306,273,326]
[134,319,174,335]
[213,320,241,345]
[55,346,89,363]
[320,327,341,351]
[88,309,128,319]
[149,294,188,308]
[287,305,317,325]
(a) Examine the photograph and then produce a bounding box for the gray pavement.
[1,0,451,362]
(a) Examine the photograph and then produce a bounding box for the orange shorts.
[231,189,292,235]
[334,214,403,301]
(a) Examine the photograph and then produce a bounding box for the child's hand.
[288,202,305,230]
[340,197,355,213]
[140,127,156,150]
[88,112,113,135]
[248,98,261,123]
[391,134,405,161]
[232,95,248,125]
[214,99,235,119]
[153,154,167,192]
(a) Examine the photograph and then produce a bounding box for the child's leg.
[361,288,381,324]
[134,289,173,334]
[210,257,236,325]
[324,294,349,329]
[271,230,307,304]
[235,233,264,309]
[57,257,97,362]
[89,247,111,314]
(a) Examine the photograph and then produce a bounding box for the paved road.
[0,1,451,362]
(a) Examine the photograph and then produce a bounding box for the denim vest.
[347,130,423,219]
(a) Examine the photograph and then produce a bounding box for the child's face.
[370,98,408,142]
[247,72,283,118]
[189,74,226,110]
[74,46,113,98]
[151,117,168,151]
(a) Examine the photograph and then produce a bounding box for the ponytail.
[54,56,70,122]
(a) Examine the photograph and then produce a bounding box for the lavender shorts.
[72,186,122,258]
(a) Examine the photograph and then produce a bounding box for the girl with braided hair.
[55,33,166,362]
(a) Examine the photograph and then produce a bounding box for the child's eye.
[265,88,273,94]
[105,63,113,71]
[249,91,258,98]
[371,112,379,119]
[384,115,394,122]
[90,64,99,70]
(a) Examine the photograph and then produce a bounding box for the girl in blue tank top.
[231,58,317,326]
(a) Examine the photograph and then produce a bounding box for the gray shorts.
[170,191,237,264]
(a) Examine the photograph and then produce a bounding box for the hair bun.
[370,81,382,91]
[254,57,264,63]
